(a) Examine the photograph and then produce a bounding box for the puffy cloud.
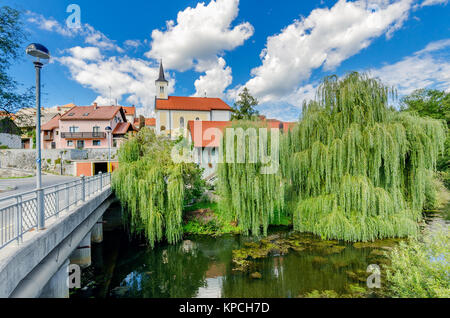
[193,57,232,98]
[26,12,123,52]
[239,0,414,104]
[146,0,254,71]
[370,38,450,95]
[57,49,175,116]
[420,0,448,6]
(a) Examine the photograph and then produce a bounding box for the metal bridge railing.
[0,172,111,250]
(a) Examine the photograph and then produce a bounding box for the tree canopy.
[112,129,205,247]
[218,72,446,241]
[0,6,33,113]
[231,87,260,120]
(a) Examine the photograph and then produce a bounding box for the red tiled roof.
[41,114,61,131]
[266,121,296,132]
[60,106,124,121]
[112,122,138,134]
[188,121,232,148]
[134,117,156,127]
[156,96,232,111]
[122,106,136,116]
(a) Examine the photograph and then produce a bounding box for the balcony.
[43,134,53,141]
[61,132,106,139]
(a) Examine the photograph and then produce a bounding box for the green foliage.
[386,226,450,298]
[217,120,285,236]
[401,88,450,176]
[218,72,446,241]
[231,87,260,120]
[112,129,205,247]
[0,6,34,113]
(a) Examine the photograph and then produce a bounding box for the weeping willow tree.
[218,72,446,241]
[112,129,205,247]
[217,121,285,236]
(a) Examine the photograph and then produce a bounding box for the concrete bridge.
[0,173,114,298]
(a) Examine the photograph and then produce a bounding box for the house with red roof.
[134,117,156,130]
[155,61,232,139]
[41,103,137,150]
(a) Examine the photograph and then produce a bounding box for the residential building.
[41,103,137,150]
[154,61,232,139]
[14,107,60,149]
[122,106,136,123]
[134,117,156,130]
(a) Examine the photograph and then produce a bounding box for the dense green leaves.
[219,73,446,241]
[112,129,205,247]
[231,87,260,120]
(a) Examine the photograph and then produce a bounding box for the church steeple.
[156,60,168,83]
[155,60,168,99]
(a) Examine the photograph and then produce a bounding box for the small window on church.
[160,86,164,93]
[180,117,185,128]
[195,117,200,121]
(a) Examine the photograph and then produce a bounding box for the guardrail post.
[55,185,60,218]
[99,172,103,190]
[81,175,86,202]
[37,188,45,230]
[16,196,22,244]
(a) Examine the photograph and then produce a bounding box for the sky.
[3,0,450,121]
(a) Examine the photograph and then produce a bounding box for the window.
[82,113,90,117]
[77,140,84,149]
[195,117,200,121]
[68,113,75,117]
[180,117,184,128]
[56,130,59,136]
[51,142,56,149]
[69,126,79,133]
[93,140,101,146]
[160,125,166,131]
[113,139,118,147]
[67,140,73,147]
[93,126,100,137]
[160,86,164,93]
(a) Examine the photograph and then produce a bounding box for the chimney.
[93,102,98,110]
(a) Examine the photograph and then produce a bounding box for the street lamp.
[26,43,50,231]
[60,151,64,175]
[105,126,112,173]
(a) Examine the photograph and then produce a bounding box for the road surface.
[0,175,78,199]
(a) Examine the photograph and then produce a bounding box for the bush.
[385,226,450,298]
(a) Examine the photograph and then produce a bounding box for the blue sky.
[4,0,450,121]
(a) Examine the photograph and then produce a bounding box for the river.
[71,201,448,298]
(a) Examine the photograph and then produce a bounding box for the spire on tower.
[156,60,168,83]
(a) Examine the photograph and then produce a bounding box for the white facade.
[211,110,231,121]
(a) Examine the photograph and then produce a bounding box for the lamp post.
[105,126,112,173]
[26,43,50,231]
[60,151,64,175]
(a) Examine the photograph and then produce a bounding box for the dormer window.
[68,113,75,117]
[83,113,90,116]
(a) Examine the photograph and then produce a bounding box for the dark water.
[72,203,397,298]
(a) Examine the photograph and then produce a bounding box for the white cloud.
[193,57,232,98]
[421,0,448,7]
[146,0,254,72]
[27,12,123,52]
[124,39,143,49]
[57,49,175,116]
[237,0,414,104]
[370,38,450,95]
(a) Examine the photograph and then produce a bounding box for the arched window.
[180,117,185,128]
[160,86,164,94]
[160,125,166,131]
[195,117,200,121]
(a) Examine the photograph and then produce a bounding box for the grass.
[183,201,242,235]
[0,175,33,180]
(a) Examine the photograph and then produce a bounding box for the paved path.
[0,175,78,199]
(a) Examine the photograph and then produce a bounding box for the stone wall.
[0,133,21,149]
[0,148,118,176]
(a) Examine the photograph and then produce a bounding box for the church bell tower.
[155,60,168,100]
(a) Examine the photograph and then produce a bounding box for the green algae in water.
[72,218,399,298]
